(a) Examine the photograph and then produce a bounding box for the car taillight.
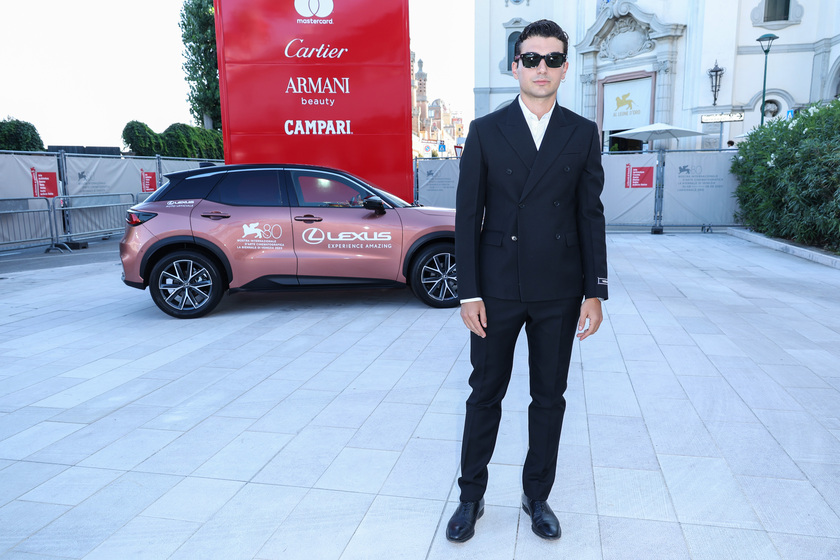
[126,210,157,226]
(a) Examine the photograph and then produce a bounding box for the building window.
[751,0,802,29]
[764,0,789,21]
[501,18,529,75]
[507,32,521,71]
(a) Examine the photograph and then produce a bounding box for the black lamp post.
[757,33,778,126]
[708,61,724,106]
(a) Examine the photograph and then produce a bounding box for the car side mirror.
[363,196,386,215]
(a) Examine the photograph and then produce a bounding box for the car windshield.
[368,185,412,208]
[342,172,413,207]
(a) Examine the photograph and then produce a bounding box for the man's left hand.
[577,298,603,341]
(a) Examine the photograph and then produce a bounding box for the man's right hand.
[460,300,487,338]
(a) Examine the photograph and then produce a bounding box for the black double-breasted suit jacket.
[455,98,608,303]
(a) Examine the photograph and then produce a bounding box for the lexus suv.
[120,164,457,318]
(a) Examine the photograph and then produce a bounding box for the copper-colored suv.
[120,164,457,318]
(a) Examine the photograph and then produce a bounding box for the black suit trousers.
[458,295,581,503]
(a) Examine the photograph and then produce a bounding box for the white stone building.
[474,0,840,149]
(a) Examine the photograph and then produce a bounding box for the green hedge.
[0,117,45,152]
[731,100,840,253]
[122,120,223,159]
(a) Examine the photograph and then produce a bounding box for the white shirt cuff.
[460,297,483,304]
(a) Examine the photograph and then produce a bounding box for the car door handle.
[294,215,323,223]
[200,212,231,220]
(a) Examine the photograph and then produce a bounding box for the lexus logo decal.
[302,228,393,244]
[302,227,326,244]
[295,0,333,18]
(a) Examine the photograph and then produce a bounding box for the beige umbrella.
[612,123,707,143]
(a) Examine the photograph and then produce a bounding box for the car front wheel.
[149,251,224,318]
[410,242,458,308]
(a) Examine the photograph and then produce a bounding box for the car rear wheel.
[149,251,224,318]
[410,242,458,308]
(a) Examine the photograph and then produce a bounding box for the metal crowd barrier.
[0,197,57,251]
[54,193,136,245]
[0,193,139,253]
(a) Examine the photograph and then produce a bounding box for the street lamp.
[757,33,778,126]
[708,61,724,106]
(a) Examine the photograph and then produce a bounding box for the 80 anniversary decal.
[302,227,392,249]
[236,222,285,250]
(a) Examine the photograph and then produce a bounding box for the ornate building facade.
[475,0,840,148]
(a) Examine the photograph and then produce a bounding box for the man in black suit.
[446,19,608,543]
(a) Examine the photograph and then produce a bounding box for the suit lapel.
[519,106,577,201]
[498,98,538,171]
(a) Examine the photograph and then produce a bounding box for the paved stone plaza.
[1,232,839,559]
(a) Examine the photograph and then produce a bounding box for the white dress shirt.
[518,95,556,150]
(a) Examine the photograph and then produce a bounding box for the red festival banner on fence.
[625,163,654,189]
[31,167,59,197]
[140,169,157,193]
[213,0,413,201]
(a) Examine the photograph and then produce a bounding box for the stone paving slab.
[0,232,839,559]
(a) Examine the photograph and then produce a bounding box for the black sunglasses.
[515,51,567,68]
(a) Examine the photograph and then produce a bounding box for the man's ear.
[512,61,519,79]
[559,61,569,79]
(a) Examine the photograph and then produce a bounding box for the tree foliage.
[122,121,164,156]
[731,100,840,253]
[180,0,221,130]
[122,120,223,159]
[0,117,46,152]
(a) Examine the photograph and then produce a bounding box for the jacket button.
[564,165,571,172]
[506,169,513,174]
[556,234,562,239]
[553,201,560,206]
[511,235,518,241]
[518,203,525,209]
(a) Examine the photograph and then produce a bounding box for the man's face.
[512,36,568,103]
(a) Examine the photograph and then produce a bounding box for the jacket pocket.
[480,230,504,246]
[557,231,578,247]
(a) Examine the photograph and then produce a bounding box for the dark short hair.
[514,19,569,57]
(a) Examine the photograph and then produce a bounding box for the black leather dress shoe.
[445,499,485,542]
[521,494,561,540]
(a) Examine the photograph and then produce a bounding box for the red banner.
[625,164,654,189]
[214,0,413,200]
[31,168,59,197]
[140,169,157,193]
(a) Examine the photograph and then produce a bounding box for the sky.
[0,0,474,149]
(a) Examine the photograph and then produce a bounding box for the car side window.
[210,170,285,206]
[154,174,222,201]
[290,171,368,208]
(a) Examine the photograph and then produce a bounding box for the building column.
[580,71,598,122]
[654,57,674,125]
[811,38,831,102]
